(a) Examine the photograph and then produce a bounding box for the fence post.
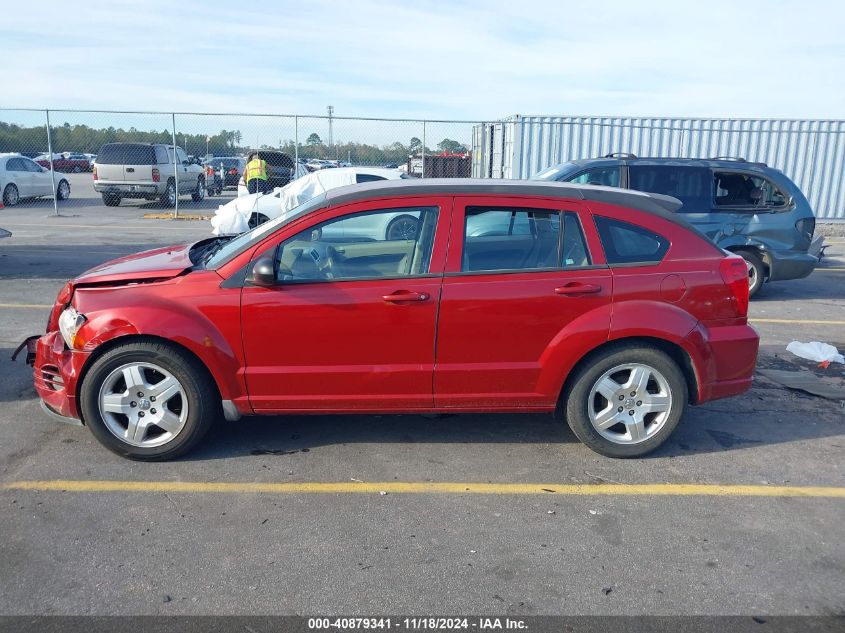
[45,109,59,217]
[421,121,426,179]
[171,112,179,218]
[294,115,299,166]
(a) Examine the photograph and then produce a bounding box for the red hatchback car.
[17,180,758,460]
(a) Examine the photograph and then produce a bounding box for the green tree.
[436,138,468,154]
[409,137,422,153]
[306,133,322,146]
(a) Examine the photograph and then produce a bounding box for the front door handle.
[554,283,602,296]
[382,291,430,303]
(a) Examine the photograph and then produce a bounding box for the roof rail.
[604,152,637,159]
[709,156,747,162]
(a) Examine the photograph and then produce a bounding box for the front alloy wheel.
[80,341,219,460]
[98,362,188,448]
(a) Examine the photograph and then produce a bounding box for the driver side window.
[275,206,439,282]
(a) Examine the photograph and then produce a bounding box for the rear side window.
[97,144,156,165]
[155,146,169,164]
[566,166,621,187]
[713,172,787,209]
[594,216,669,265]
[628,165,710,213]
[462,208,590,272]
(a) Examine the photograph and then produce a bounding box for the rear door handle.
[382,291,429,303]
[554,283,602,296]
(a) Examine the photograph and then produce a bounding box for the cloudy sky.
[4,0,845,120]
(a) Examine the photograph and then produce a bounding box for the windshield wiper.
[198,237,233,266]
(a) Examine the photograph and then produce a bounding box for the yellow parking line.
[751,318,845,325]
[2,480,844,498]
[0,303,51,309]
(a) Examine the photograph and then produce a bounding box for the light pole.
[326,105,334,150]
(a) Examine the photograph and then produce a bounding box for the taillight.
[719,256,749,318]
[228,168,237,175]
[92,166,97,181]
[152,168,160,182]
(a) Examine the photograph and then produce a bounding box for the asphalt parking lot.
[1,177,844,616]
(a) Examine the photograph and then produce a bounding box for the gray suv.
[93,143,205,208]
[533,155,817,296]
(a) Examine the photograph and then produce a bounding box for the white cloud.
[4,0,845,122]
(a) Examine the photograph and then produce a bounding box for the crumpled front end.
[31,330,90,422]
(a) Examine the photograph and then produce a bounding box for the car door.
[5,158,34,197]
[23,158,52,195]
[240,196,452,411]
[434,196,612,409]
[175,147,194,192]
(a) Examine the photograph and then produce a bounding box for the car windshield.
[532,163,575,181]
[203,192,329,268]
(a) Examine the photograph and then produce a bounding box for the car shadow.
[182,378,844,461]
[2,350,841,458]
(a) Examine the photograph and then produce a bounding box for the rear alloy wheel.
[160,180,177,208]
[564,345,687,458]
[80,341,219,460]
[385,215,420,241]
[3,183,19,206]
[737,250,765,298]
[56,179,70,201]
[191,177,206,202]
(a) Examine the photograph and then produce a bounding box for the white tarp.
[211,169,360,236]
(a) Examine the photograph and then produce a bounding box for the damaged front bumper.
[14,331,89,424]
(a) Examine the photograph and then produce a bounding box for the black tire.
[248,213,269,229]
[160,179,177,208]
[191,177,206,202]
[56,179,71,201]
[3,183,19,206]
[563,344,688,458]
[385,214,420,241]
[79,341,219,461]
[736,250,765,298]
[102,193,121,207]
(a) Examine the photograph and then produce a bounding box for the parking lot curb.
[142,212,211,220]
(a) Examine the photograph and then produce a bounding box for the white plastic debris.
[786,341,845,365]
[210,202,251,236]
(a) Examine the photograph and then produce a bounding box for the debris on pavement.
[786,341,845,368]
[758,368,845,400]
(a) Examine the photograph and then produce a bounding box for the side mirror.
[248,257,276,287]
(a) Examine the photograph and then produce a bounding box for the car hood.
[74,242,195,285]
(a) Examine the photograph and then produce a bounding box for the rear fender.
[535,303,612,399]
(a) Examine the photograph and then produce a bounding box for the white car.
[1,154,71,206]
[213,167,411,237]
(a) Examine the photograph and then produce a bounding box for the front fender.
[72,285,247,407]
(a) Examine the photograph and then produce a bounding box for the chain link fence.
[1,108,842,221]
[0,109,479,218]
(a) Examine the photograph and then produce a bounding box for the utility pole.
[326,105,334,149]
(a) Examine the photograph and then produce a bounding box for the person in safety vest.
[244,152,270,195]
